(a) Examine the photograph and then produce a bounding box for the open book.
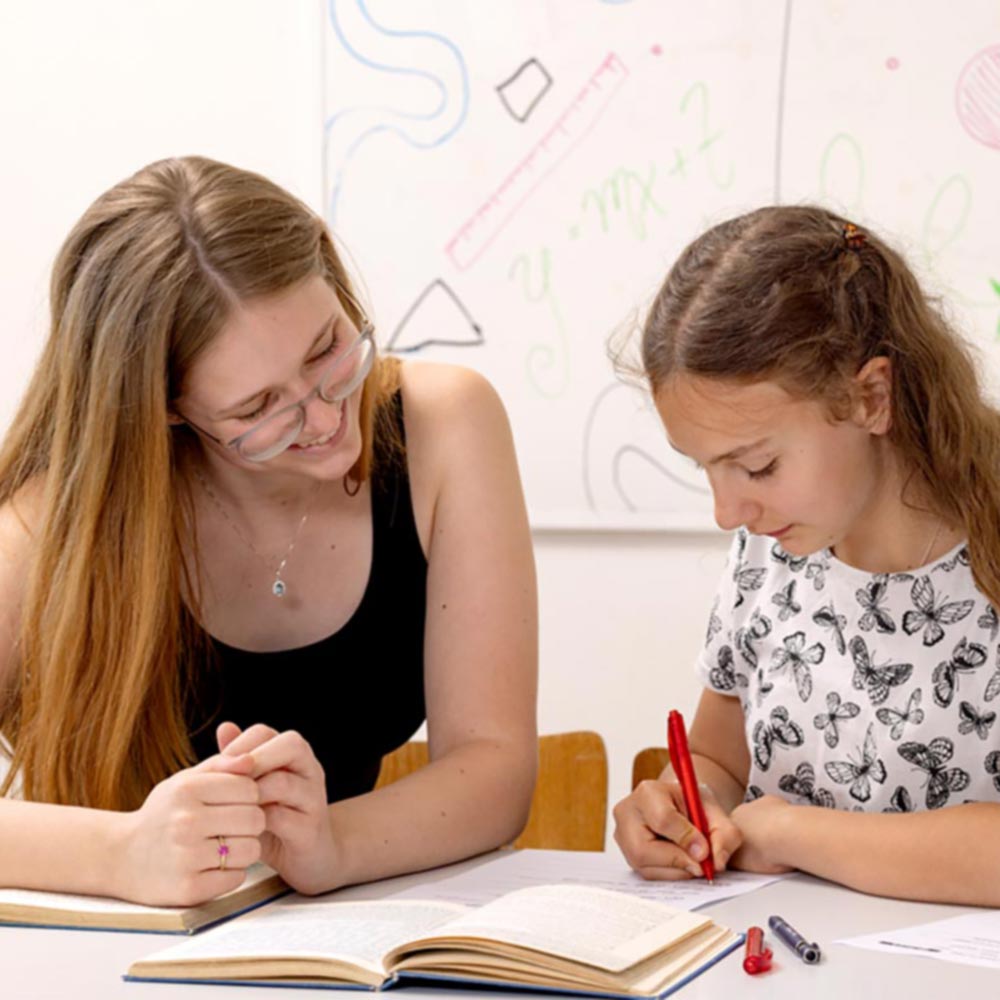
[126,883,742,996]
[0,863,288,934]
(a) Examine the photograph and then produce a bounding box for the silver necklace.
[193,468,318,598]
[918,516,944,568]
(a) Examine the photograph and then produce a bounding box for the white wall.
[534,532,729,828]
[0,1,323,429]
[0,2,728,836]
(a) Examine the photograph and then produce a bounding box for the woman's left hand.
[728,795,797,875]
[217,723,339,894]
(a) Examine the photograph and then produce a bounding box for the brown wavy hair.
[640,204,1000,609]
[0,156,401,809]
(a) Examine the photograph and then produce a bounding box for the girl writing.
[613,205,1000,906]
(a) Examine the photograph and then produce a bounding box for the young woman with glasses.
[0,157,537,905]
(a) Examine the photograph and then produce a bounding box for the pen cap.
[742,926,772,975]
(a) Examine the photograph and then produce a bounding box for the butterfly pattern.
[769,631,824,702]
[813,602,847,655]
[708,645,747,692]
[985,648,1000,703]
[849,636,912,706]
[882,786,915,813]
[778,762,836,808]
[978,605,999,643]
[957,701,996,741]
[855,578,897,634]
[771,580,802,622]
[804,559,827,591]
[875,689,924,741]
[902,577,974,647]
[770,543,807,573]
[824,724,887,803]
[735,609,772,671]
[985,752,1000,793]
[752,706,805,770]
[897,738,970,809]
[814,691,861,748]
[696,531,995,812]
[931,637,987,708]
[731,531,767,608]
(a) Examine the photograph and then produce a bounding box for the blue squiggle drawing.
[324,0,469,224]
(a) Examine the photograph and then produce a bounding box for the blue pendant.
[272,579,286,597]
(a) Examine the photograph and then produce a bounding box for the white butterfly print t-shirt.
[697,529,1000,812]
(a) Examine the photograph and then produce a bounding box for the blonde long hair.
[0,157,400,809]
[639,204,1000,610]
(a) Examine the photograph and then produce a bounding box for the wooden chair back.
[375,731,608,851]
[631,747,669,790]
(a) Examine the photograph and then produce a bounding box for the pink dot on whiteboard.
[886,57,899,70]
[955,44,1000,150]
[651,44,662,56]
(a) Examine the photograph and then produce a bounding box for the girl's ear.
[852,356,893,435]
[166,410,184,427]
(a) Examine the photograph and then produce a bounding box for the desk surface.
[5,852,993,999]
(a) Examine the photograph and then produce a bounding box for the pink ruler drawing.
[444,52,629,271]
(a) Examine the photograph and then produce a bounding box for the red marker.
[742,926,773,975]
[667,710,715,882]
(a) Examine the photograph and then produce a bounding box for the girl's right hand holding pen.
[612,778,742,880]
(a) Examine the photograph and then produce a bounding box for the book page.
[406,884,710,973]
[0,862,278,917]
[133,898,466,977]
[390,848,788,910]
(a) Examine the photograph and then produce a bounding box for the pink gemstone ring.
[216,835,230,871]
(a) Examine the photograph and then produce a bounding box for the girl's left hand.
[217,723,340,894]
[728,795,797,875]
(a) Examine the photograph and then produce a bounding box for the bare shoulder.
[398,361,508,427]
[396,363,524,545]
[398,362,514,466]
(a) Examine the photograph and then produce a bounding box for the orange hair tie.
[842,222,867,250]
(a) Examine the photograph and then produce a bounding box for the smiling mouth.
[291,402,347,450]
[760,525,792,538]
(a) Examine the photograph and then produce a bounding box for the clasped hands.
[119,722,334,907]
[613,778,795,881]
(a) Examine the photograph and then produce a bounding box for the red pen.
[667,709,715,882]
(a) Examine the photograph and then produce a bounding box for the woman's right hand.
[612,778,742,880]
[113,752,266,906]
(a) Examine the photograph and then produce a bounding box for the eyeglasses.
[183,323,376,462]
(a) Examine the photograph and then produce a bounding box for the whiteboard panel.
[321,0,1000,530]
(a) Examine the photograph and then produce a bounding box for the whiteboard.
[321,0,1000,531]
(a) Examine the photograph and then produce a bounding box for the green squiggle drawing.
[508,248,571,398]
[819,133,865,214]
[921,175,972,268]
[579,163,665,240]
[679,82,734,190]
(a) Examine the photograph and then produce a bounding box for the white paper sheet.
[389,849,788,910]
[838,911,1000,969]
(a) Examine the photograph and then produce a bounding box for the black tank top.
[186,395,427,802]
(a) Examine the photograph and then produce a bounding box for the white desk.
[5,853,995,999]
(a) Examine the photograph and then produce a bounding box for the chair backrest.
[631,747,669,790]
[375,731,608,851]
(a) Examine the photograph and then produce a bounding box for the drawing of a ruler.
[444,52,629,271]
